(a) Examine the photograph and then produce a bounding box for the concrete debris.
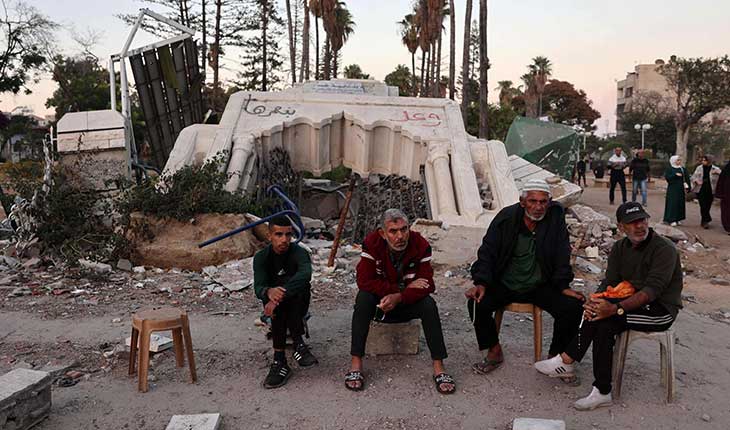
[202,258,253,292]
[651,223,688,242]
[569,205,611,228]
[301,216,326,231]
[0,255,19,268]
[132,266,146,273]
[0,369,53,430]
[513,418,566,430]
[10,287,32,297]
[79,259,113,273]
[166,413,221,430]
[584,246,600,259]
[575,257,602,275]
[116,258,133,272]
[365,320,420,355]
[710,278,730,286]
[125,334,173,353]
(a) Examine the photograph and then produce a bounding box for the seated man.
[345,208,455,394]
[466,179,585,374]
[254,216,318,389]
[535,202,683,410]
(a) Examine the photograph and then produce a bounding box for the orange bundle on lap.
[591,281,636,299]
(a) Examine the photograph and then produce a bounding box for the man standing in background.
[630,150,650,206]
[608,147,628,205]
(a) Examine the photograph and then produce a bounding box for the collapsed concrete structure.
[164,79,527,229]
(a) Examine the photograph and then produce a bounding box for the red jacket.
[356,230,435,304]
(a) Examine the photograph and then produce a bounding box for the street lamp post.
[634,123,652,150]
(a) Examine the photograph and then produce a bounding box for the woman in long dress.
[715,160,730,234]
[690,155,722,228]
[663,155,690,226]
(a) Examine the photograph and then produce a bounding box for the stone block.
[365,320,420,355]
[126,333,173,353]
[166,413,221,430]
[513,418,566,430]
[0,369,52,430]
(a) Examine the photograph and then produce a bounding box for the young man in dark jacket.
[345,209,455,395]
[254,216,318,388]
[535,202,683,410]
[466,179,585,374]
[629,150,650,206]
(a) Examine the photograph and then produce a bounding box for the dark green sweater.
[253,244,312,302]
[599,229,683,317]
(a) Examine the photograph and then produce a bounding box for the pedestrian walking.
[575,156,588,187]
[608,148,627,204]
[690,155,722,229]
[663,155,690,226]
[715,159,730,235]
[629,150,650,206]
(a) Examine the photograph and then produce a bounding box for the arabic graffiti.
[242,94,297,117]
[390,110,442,127]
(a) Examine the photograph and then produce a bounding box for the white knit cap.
[521,179,552,197]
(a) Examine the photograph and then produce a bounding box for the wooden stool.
[128,307,197,392]
[495,303,543,362]
[612,329,676,403]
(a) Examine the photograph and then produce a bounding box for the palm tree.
[460,0,473,120]
[309,0,322,79]
[320,0,337,79]
[398,13,419,96]
[448,0,456,100]
[329,1,355,78]
[478,0,488,138]
[495,80,520,108]
[521,72,539,118]
[531,56,552,116]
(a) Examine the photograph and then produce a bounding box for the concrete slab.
[513,418,566,430]
[365,320,420,355]
[165,413,221,430]
[0,369,52,430]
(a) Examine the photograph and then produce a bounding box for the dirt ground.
[2,181,730,430]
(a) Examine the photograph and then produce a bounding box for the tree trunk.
[285,0,296,85]
[430,42,437,97]
[411,52,416,96]
[434,33,442,98]
[213,0,222,91]
[460,0,473,122]
[478,0,488,139]
[419,49,426,96]
[323,35,331,80]
[300,1,310,81]
[314,16,320,79]
[333,50,339,78]
[675,124,690,162]
[448,0,456,100]
[262,1,269,91]
[201,0,207,83]
[424,47,431,97]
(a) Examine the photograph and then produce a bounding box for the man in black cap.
[534,202,683,410]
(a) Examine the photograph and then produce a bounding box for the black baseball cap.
[616,202,650,224]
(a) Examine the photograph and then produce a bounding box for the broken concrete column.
[427,143,458,218]
[365,320,420,355]
[166,413,221,430]
[0,369,53,430]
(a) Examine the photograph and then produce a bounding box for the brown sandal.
[472,358,503,374]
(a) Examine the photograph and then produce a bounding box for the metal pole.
[119,58,130,120]
[641,129,645,150]
[109,58,117,111]
[328,176,357,267]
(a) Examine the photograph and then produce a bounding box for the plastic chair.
[612,329,676,402]
[128,307,197,392]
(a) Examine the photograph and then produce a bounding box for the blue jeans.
[632,179,647,205]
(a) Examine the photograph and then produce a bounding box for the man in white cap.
[466,179,585,375]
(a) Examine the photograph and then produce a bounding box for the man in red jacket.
[344,209,454,394]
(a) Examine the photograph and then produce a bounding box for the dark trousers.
[698,185,713,224]
[467,284,583,357]
[609,170,627,204]
[271,291,310,350]
[564,301,674,395]
[576,170,587,187]
[350,290,448,360]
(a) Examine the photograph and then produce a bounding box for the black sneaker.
[263,360,291,389]
[293,343,318,367]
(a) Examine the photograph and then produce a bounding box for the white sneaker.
[574,386,613,411]
[670,222,678,226]
[534,355,575,377]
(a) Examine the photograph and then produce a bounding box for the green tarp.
[504,116,579,179]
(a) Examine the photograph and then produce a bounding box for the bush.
[117,153,263,222]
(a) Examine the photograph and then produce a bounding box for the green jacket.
[253,244,312,302]
[599,229,683,317]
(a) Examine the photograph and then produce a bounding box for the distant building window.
[625,87,633,98]
[617,104,625,115]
